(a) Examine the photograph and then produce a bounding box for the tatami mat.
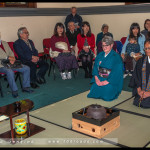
[0,115,118,147]
[103,111,150,147]
[114,97,150,117]
[30,90,132,128]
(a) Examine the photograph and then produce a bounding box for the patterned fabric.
[142,56,150,91]
[126,43,140,56]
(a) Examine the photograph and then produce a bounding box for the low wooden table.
[0,99,45,144]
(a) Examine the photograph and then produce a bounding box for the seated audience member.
[87,36,123,101]
[129,39,150,108]
[96,24,113,47]
[0,40,33,98]
[77,21,96,78]
[65,6,83,32]
[123,35,141,78]
[13,27,49,89]
[121,23,145,76]
[141,19,150,38]
[66,21,80,57]
[97,36,117,55]
[50,22,78,80]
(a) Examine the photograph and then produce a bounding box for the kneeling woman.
[129,39,150,108]
[87,36,124,101]
[50,22,78,80]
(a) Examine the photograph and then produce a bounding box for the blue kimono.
[87,50,124,101]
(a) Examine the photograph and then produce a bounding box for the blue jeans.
[0,65,30,92]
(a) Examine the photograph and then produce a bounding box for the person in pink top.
[77,21,95,78]
[50,22,78,80]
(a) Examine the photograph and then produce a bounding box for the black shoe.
[36,77,44,84]
[22,87,34,93]
[30,83,39,89]
[12,91,19,98]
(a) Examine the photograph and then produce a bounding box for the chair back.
[7,42,19,59]
[43,38,51,54]
[115,41,123,54]
[120,37,127,45]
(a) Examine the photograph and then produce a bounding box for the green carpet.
[0,67,132,111]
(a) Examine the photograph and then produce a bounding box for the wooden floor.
[0,90,149,148]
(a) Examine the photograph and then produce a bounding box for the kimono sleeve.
[106,55,123,86]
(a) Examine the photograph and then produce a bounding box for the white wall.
[0,3,149,53]
[37,2,125,8]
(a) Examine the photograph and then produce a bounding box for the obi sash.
[98,67,111,78]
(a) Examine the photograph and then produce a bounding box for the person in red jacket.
[77,21,95,78]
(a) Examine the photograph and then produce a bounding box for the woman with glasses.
[77,21,96,78]
[121,23,145,77]
[129,39,150,108]
[87,36,123,101]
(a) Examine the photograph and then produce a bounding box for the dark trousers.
[124,55,133,71]
[79,54,93,74]
[24,60,49,83]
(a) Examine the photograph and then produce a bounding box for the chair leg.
[48,59,53,77]
[0,80,4,97]
[18,73,23,89]
[14,72,23,89]
[53,63,56,80]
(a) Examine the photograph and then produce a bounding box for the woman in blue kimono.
[87,36,124,101]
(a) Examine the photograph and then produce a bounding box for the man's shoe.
[36,77,44,84]
[12,91,19,98]
[30,83,40,89]
[22,87,34,93]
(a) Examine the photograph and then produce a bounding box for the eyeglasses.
[144,47,150,51]
[102,44,110,48]
[23,32,29,34]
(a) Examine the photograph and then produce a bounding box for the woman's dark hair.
[81,21,91,37]
[144,39,150,46]
[146,31,150,40]
[144,19,150,30]
[129,22,141,38]
[128,34,136,41]
[54,22,66,37]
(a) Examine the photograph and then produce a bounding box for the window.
[0,2,37,8]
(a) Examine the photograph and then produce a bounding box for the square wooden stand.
[72,116,120,139]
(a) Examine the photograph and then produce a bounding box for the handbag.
[49,41,69,58]
[1,59,23,69]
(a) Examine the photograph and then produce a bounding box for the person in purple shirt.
[50,22,78,80]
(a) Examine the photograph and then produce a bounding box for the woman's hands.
[95,76,109,86]
[63,50,70,53]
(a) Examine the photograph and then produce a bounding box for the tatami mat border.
[143,141,150,148]
[29,114,129,148]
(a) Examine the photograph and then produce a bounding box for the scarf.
[142,56,150,91]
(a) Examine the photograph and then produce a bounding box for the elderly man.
[65,7,82,32]
[129,39,150,108]
[13,27,49,89]
[87,36,123,101]
[0,40,33,98]
[66,21,80,57]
